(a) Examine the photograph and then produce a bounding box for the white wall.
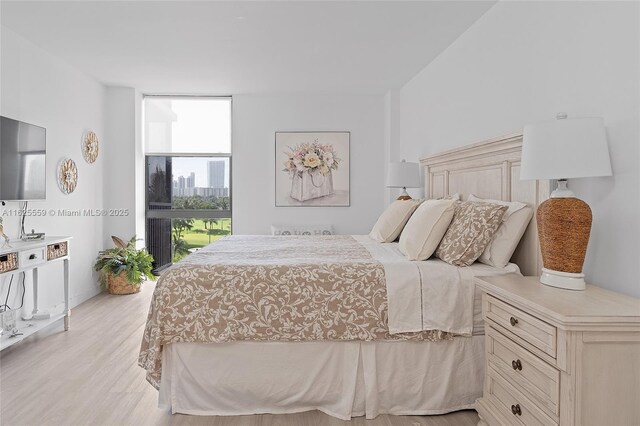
[233,95,386,235]
[104,88,135,246]
[1,26,107,314]
[103,87,145,247]
[394,1,639,296]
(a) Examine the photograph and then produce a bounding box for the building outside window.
[143,96,232,270]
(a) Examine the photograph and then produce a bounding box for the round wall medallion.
[82,131,99,163]
[58,159,78,194]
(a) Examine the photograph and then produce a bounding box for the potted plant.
[94,236,156,295]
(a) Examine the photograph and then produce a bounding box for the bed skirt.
[158,336,484,420]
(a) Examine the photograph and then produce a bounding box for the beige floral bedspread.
[139,235,452,389]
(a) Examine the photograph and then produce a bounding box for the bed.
[139,133,549,420]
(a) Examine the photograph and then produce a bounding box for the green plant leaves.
[94,235,157,288]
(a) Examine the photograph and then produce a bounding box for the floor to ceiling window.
[143,96,232,270]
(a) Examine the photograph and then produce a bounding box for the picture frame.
[275,131,350,207]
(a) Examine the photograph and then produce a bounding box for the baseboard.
[70,287,103,308]
[48,287,102,313]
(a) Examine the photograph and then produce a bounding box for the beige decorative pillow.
[369,199,422,243]
[435,201,508,266]
[468,195,534,268]
[399,199,456,260]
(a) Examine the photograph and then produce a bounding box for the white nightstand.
[475,274,640,426]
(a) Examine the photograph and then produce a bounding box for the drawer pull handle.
[29,254,37,260]
[53,244,60,250]
[0,255,7,262]
[512,359,522,371]
[511,404,522,416]
[509,316,518,326]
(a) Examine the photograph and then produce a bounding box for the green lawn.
[181,218,231,249]
[171,218,231,262]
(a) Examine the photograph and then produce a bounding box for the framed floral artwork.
[275,131,350,207]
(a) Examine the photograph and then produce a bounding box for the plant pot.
[107,272,141,295]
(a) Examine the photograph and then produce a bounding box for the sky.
[172,157,230,188]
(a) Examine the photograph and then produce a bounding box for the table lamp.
[387,160,421,200]
[521,114,612,290]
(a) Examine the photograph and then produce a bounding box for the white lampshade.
[521,116,612,180]
[387,160,421,188]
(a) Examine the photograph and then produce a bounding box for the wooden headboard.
[419,133,550,276]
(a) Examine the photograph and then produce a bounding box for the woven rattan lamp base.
[536,196,592,290]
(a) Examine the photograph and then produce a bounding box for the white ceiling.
[1,1,494,94]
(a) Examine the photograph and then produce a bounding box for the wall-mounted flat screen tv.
[0,116,46,201]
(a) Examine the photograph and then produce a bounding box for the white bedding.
[160,336,486,420]
[353,235,520,336]
[156,237,522,419]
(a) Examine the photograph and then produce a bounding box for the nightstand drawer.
[484,295,557,358]
[487,365,557,426]
[487,326,560,417]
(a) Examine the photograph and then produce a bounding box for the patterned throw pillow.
[435,201,508,267]
[271,224,333,236]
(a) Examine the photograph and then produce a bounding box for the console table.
[0,236,71,350]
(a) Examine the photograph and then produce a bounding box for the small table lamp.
[521,114,612,290]
[387,160,421,200]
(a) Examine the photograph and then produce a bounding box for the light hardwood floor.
[0,282,479,426]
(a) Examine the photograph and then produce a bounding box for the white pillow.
[468,195,534,268]
[369,199,422,243]
[398,199,456,260]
